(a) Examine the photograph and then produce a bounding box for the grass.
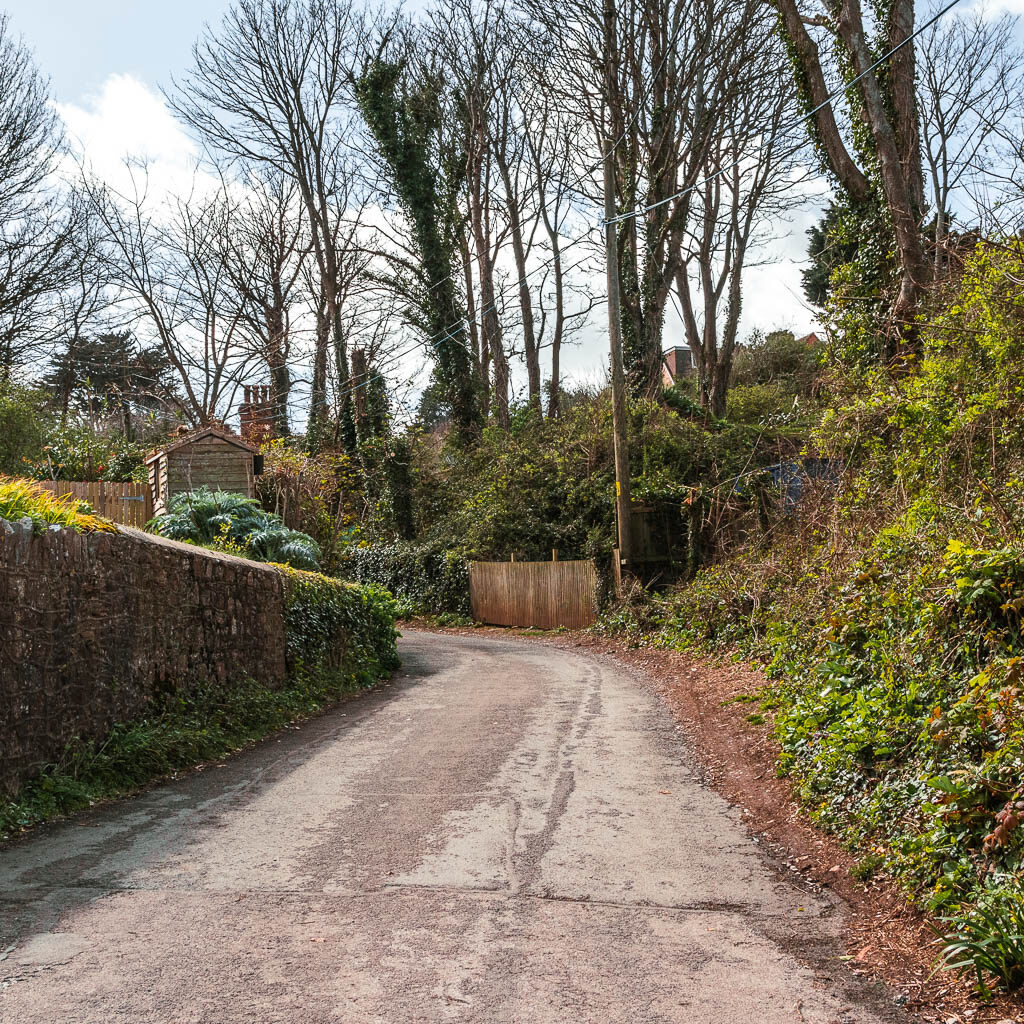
[0,667,375,843]
[0,475,116,533]
[936,894,1024,996]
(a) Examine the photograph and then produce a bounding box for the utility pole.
[603,0,634,570]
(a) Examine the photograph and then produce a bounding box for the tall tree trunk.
[495,155,541,410]
[332,303,356,454]
[546,225,564,419]
[468,127,509,428]
[350,346,370,444]
[835,0,930,357]
[774,0,873,203]
[457,227,486,413]
[307,293,330,451]
[265,306,291,435]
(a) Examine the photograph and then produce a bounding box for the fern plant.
[148,487,320,570]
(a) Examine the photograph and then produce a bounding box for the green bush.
[725,383,794,425]
[0,383,51,475]
[597,242,1024,990]
[404,392,790,567]
[0,475,116,534]
[148,487,321,570]
[731,329,823,393]
[22,423,148,482]
[339,540,470,618]
[280,566,400,682]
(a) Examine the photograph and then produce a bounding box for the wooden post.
[552,548,559,562]
[603,0,634,570]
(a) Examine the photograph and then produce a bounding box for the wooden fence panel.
[469,559,597,630]
[35,481,153,529]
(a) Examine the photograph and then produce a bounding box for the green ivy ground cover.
[599,244,1024,994]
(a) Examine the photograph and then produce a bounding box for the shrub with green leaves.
[0,383,51,475]
[148,487,321,570]
[405,391,793,568]
[597,241,1024,992]
[26,424,148,482]
[339,540,470,618]
[731,329,823,394]
[280,566,400,683]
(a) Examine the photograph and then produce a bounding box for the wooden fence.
[469,558,598,630]
[35,480,153,529]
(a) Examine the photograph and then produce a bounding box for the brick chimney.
[662,346,694,384]
[239,385,275,445]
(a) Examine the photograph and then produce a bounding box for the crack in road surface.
[0,631,910,1023]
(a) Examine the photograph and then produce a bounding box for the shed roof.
[144,425,258,465]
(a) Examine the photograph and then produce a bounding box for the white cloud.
[56,73,203,199]
[970,0,1024,16]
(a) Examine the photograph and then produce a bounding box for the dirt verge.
[407,621,1023,1024]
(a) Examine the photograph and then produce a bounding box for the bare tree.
[171,0,369,449]
[218,168,310,434]
[674,45,807,417]
[919,4,1024,256]
[437,1,513,425]
[86,167,256,424]
[524,95,592,419]
[0,15,88,379]
[527,0,765,399]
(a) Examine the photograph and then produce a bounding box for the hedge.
[280,566,400,684]
[338,541,470,618]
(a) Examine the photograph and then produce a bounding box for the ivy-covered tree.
[802,202,865,307]
[776,0,930,359]
[355,51,480,440]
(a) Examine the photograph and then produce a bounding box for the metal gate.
[469,559,597,630]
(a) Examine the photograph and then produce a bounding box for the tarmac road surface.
[0,630,908,1023]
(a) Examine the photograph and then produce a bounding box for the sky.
[7,0,827,398]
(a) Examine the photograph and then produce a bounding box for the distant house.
[796,332,821,347]
[145,425,261,515]
[662,346,694,386]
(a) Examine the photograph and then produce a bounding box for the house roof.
[144,425,258,464]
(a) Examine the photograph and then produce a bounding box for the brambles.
[596,242,1024,987]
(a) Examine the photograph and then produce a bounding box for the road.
[0,631,906,1023]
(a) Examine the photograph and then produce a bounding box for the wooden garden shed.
[145,426,261,515]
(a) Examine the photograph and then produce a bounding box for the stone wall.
[0,519,288,797]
